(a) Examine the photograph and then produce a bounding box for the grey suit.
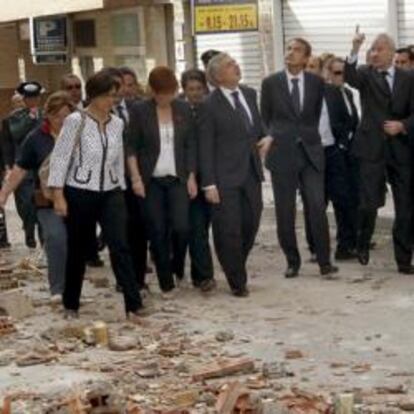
[345,62,414,267]
[261,70,331,268]
[198,86,264,291]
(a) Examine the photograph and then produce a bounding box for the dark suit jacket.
[197,85,264,189]
[260,71,325,172]
[344,62,414,163]
[126,98,196,185]
[324,84,359,150]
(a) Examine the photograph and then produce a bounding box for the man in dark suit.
[198,53,264,297]
[181,69,216,292]
[259,38,338,279]
[345,32,414,273]
[324,57,360,259]
[105,66,151,292]
[304,56,360,261]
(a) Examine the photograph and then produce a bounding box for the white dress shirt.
[220,86,253,123]
[319,99,335,147]
[286,70,305,110]
[153,122,177,177]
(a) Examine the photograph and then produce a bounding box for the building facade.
[1,0,414,117]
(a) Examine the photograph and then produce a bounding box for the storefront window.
[111,13,140,47]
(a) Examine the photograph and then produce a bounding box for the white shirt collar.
[379,66,396,78]
[286,69,305,83]
[220,86,241,96]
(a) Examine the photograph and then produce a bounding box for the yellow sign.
[193,1,258,34]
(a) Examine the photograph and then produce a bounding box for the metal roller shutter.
[282,0,387,60]
[195,32,264,90]
[398,0,414,46]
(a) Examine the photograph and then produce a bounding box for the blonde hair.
[44,91,75,117]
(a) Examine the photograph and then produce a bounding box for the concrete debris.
[262,362,294,379]
[16,349,58,367]
[216,330,235,342]
[0,288,33,319]
[108,335,139,352]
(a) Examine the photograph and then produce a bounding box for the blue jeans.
[37,208,67,295]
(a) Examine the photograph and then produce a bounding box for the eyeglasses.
[333,71,344,75]
[65,84,81,90]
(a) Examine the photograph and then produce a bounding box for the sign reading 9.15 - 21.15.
[192,0,258,34]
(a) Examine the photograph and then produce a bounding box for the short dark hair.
[118,66,138,82]
[201,49,221,67]
[396,47,414,61]
[181,69,207,90]
[86,71,120,101]
[289,38,312,57]
[148,66,178,94]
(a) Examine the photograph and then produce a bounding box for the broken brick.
[192,357,255,382]
[0,316,16,336]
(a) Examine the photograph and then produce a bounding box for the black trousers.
[211,168,262,291]
[14,173,38,243]
[145,177,189,292]
[357,157,412,267]
[125,185,149,289]
[271,144,331,268]
[189,192,214,285]
[64,187,142,313]
[304,146,358,253]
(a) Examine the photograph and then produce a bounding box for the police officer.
[1,82,43,248]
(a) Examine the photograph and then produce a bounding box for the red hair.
[148,66,178,94]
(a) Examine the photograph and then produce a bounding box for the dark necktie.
[291,78,301,114]
[380,71,391,94]
[116,104,128,126]
[231,90,252,131]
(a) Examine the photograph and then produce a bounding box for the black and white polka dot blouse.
[48,111,126,192]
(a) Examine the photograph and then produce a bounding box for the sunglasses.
[65,84,81,90]
[333,71,344,75]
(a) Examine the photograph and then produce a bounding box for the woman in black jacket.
[127,67,197,298]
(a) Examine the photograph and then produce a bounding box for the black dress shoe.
[335,249,357,261]
[0,241,11,249]
[200,279,216,293]
[398,265,414,275]
[231,287,250,297]
[320,264,339,277]
[26,236,36,249]
[285,266,300,278]
[357,249,370,266]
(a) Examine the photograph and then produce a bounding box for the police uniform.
[1,82,43,248]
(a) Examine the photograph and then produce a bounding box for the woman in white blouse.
[127,67,197,298]
[48,70,144,321]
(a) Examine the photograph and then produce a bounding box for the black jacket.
[324,83,359,150]
[260,71,325,172]
[126,98,197,185]
[344,62,414,163]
